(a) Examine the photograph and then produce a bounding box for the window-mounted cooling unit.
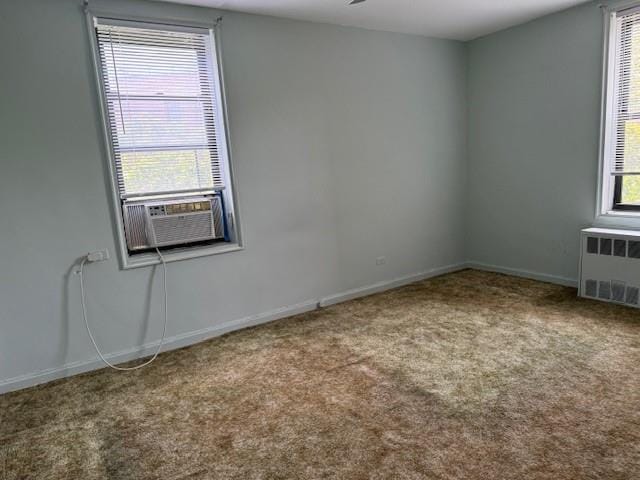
[579,227,640,308]
[123,196,224,251]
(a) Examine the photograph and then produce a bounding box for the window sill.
[121,242,243,270]
[594,210,640,231]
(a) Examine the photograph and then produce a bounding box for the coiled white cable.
[79,248,168,371]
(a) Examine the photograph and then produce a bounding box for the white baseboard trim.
[466,261,578,288]
[0,263,467,395]
[0,260,574,395]
[318,262,468,307]
[0,299,318,395]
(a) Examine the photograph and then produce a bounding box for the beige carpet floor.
[1,269,639,479]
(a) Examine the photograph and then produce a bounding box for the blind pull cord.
[109,31,126,134]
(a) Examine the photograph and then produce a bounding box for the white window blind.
[612,9,640,175]
[94,19,225,198]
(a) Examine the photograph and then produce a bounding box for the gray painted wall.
[0,0,467,386]
[467,2,603,283]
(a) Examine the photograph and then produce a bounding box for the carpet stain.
[1,270,639,479]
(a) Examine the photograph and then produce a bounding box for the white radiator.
[579,227,640,308]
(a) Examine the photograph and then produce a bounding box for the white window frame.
[597,2,640,228]
[85,10,243,269]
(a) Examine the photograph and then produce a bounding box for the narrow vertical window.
[605,8,640,211]
[91,17,238,263]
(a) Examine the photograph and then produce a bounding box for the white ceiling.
[158,0,591,41]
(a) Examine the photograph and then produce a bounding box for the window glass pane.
[102,43,205,97]
[96,22,224,197]
[623,26,640,171]
[120,149,214,196]
[628,24,640,109]
[613,16,640,175]
[621,175,640,204]
[108,98,212,150]
[624,120,640,170]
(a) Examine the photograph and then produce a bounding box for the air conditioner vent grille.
[151,213,213,246]
[124,204,148,250]
[212,196,224,238]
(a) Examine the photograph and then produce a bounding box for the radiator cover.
[579,227,640,308]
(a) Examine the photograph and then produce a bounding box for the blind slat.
[95,20,224,198]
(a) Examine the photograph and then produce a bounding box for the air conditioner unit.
[122,196,224,251]
[579,227,640,308]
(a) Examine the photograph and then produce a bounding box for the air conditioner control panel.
[148,201,211,217]
[148,205,166,217]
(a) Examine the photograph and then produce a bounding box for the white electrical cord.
[79,248,168,371]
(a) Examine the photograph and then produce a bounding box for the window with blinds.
[608,8,640,210]
[94,19,226,199]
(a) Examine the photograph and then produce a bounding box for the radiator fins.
[587,236,640,259]
[584,279,639,306]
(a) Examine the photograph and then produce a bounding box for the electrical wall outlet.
[87,249,110,262]
[376,256,386,266]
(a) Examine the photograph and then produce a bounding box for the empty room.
[1,0,639,478]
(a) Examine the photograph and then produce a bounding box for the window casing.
[89,15,240,267]
[603,6,640,214]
